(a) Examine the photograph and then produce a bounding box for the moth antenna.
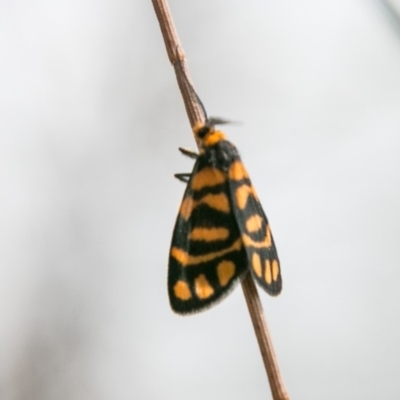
[207,117,242,127]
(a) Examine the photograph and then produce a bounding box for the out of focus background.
[1,1,400,399]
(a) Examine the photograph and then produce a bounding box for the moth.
[168,97,282,314]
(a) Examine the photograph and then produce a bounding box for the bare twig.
[152,0,205,127]
[151,1,290,399]
[241,275,289,399]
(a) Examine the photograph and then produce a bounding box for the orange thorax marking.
[203,130,226,147]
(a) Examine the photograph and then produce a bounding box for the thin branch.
[152,0,205,127]
[241,275,290,400]
[151,1,290,399]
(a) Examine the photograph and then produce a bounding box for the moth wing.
[168,162,247,314]
[228,160,282,295]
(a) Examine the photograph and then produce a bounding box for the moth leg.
[174,173,191,183]
[178,147,198,159]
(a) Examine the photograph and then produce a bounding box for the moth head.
[193,117,231,149]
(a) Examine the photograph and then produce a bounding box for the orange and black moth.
[169,107,282,314]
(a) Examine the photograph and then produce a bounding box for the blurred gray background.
[1,0,400,399]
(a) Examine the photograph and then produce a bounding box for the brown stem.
[241,273,290,400]
[152,0,204,127]
[151,0,290,399]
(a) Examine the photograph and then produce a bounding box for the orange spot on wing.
[242,225,272,249]
[252,253,262,277]
[173,280,192,300]
[189,227,229,242]
[245,214,263,233]
[171,238,243,266]
[195,274,214,299]
[229,161,248,180]
[200,193,230,213]
[179,193,230,221]
[171,247,190,266]
[235,185,253,209]
[217,260,236,286]
[272,260,280,281]
[191,167,226,191]
[265,260,272,284]
[265,225,272,247]
[179,196,194,220]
